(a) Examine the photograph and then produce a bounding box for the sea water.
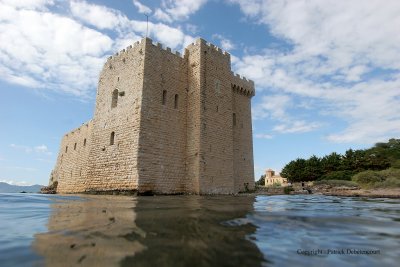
[0,193,399,266]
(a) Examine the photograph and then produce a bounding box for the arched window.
[111,89,118,108]
[110,131,115,145]
[174,94,179,109]
[233,113,236,127]
[162,90,167,105]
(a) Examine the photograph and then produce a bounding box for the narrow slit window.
[162,90,167,105]
[174,94,179,109]
[110,131,115,145]
[74,143,77,150]
[65,146,68,153]
[111,89,118,108]
[233,113,237,127]
[83,138,86,146]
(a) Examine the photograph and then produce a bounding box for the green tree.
[342,149,366,172]
[373,139,400,164]
[281,138,400,184]
[364,139,398,170]
[321,152,342,174]
[255,174,266,186]
[281,158,307,182]
[304,155,323,181]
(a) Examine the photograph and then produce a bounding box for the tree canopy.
[281,138,399,182]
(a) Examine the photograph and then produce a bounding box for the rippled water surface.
[0,193,399,266]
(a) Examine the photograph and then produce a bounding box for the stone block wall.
[50,37,255,194]
[232,85,255,192]
[137,39,188,193]
[184,39,255,193]
[54,121,92,193]
[85,39,146,192]
[192,39,236,194]
[183,41,203,193]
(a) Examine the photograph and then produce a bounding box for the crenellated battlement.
[232,72,254,84]
[106,40,143,63]
[148,39,184,58]
[231,72,255,97]
[105,38,187,66]
[184,38,230,60]
[105,37,234,67]
[64,120,93,139]
[205,41,230,58]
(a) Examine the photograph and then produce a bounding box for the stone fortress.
[49,37,255,194]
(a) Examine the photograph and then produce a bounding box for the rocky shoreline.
[40,180,400,198]
[255,185,400,198]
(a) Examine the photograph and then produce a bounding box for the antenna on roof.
[145,14,149,38]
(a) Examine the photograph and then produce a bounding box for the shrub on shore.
[314,180,358,187]
[284,186,294,194]
[352,168,400,188]
[318,170,354,181]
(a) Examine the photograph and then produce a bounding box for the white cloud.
[185,24,199,34]
[113,32,142,52]
[0,179,36,186]
[10,144,32,153]
[255,133,273,139]
[150,23,186,49]
[132,0,152,14]
[34,145,52,155]
[70,0,122,30]
[252,94,323,134]
[154,9,172,23]
[343,65,369,82]
[0,0,195,97]
[0,2,113,96]
[273,121,322,134]
[155,0,208,22]
[253,94,291,120]
[228,0,262,17]
[10,144,52,155]
[69,1,193,50]
[232,0,400,143]
[0,0,54,10]
[212,34,235,51]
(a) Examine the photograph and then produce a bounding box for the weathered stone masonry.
[50,37,255,194]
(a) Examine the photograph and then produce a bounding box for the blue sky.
[1,0,399,186]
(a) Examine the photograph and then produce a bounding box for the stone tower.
[266,169,275,178]
[49,37,255,194]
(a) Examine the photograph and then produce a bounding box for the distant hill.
[0,182,44,193]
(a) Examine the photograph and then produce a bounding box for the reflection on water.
[33,195,145,266]
[250,195,400,267]
[33,195,264,267]
[1,194,400,266]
